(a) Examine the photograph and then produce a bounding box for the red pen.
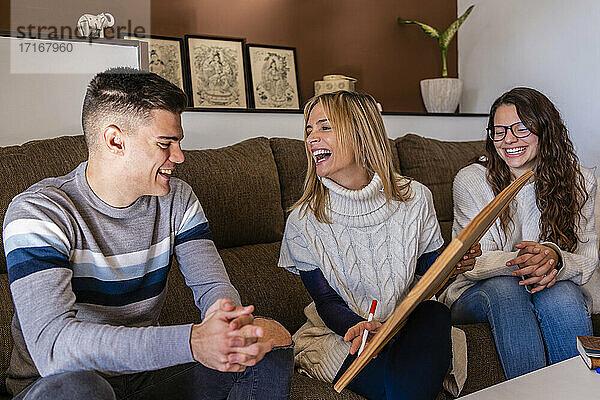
[358,300,377,356]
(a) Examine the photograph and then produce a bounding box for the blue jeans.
[13,344,294,400]
[451,276,591,379]
[333,301,452,400]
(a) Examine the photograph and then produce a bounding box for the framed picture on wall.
[121,33,187,96]
[185,35,248,109]
[246,44,300,110]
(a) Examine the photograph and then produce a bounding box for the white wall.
[0,36,140,145]
[180,112,487,150]
[0,31,488,149]
[0,106,487,150]
[458,0,600,168]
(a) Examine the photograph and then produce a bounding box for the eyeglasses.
[486,122,533,141]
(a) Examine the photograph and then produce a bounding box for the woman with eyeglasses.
[440,87,598,379]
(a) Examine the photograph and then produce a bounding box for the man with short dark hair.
[4,67,293,400]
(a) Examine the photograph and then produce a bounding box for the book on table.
[576,336,600,369]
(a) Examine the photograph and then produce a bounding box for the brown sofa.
[0,133,597,399]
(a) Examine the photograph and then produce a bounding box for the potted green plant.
[398,5,474,113]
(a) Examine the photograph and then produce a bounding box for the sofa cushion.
[395,134,486,243]
[270,138,308,218]
[0,275,13,395]
[290,372,449,400]
[0,135,88,273]
[220,242,312,334]
[388,138,402,174]
[291,372,365,399]
[270,138,402,219]
[158,242,312,334]
[158,260,203,326]
[439,221,453,249]
[455,323,505,395]
[175,137,285,249]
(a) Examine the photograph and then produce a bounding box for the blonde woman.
[278,91,479,400]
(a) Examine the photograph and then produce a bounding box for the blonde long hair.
[292,91,411,223]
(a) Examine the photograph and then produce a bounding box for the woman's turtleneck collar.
[320,173,398,227]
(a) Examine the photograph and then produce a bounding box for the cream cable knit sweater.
[439,164,599,311]
[279,174,444,383]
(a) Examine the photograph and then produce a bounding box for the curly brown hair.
[484,87,587,252]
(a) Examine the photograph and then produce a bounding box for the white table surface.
[461,356,600,399]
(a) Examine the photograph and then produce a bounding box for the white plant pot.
[420,78,463,113]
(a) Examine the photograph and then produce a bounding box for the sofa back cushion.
[0,135,88,273]
[395,134,486,243]
[0,135,285,254]
[175,137,285,249]
[270,138,308,218]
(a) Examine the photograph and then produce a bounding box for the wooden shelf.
[381,111,488,117]
[184,107,488,117]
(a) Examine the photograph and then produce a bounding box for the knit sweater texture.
[439,163,599,311]
[279,174,444,382]
[3,162,240,395]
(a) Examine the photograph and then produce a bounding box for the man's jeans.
[13,344,294,400]
[451,276,591,379]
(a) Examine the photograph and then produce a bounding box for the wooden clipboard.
[334,170,534,392]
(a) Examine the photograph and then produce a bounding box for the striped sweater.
[3,162,240,394]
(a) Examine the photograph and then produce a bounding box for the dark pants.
[13,344,294,400]
[333,301,452,400]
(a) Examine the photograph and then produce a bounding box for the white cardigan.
[440,163,599,312]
